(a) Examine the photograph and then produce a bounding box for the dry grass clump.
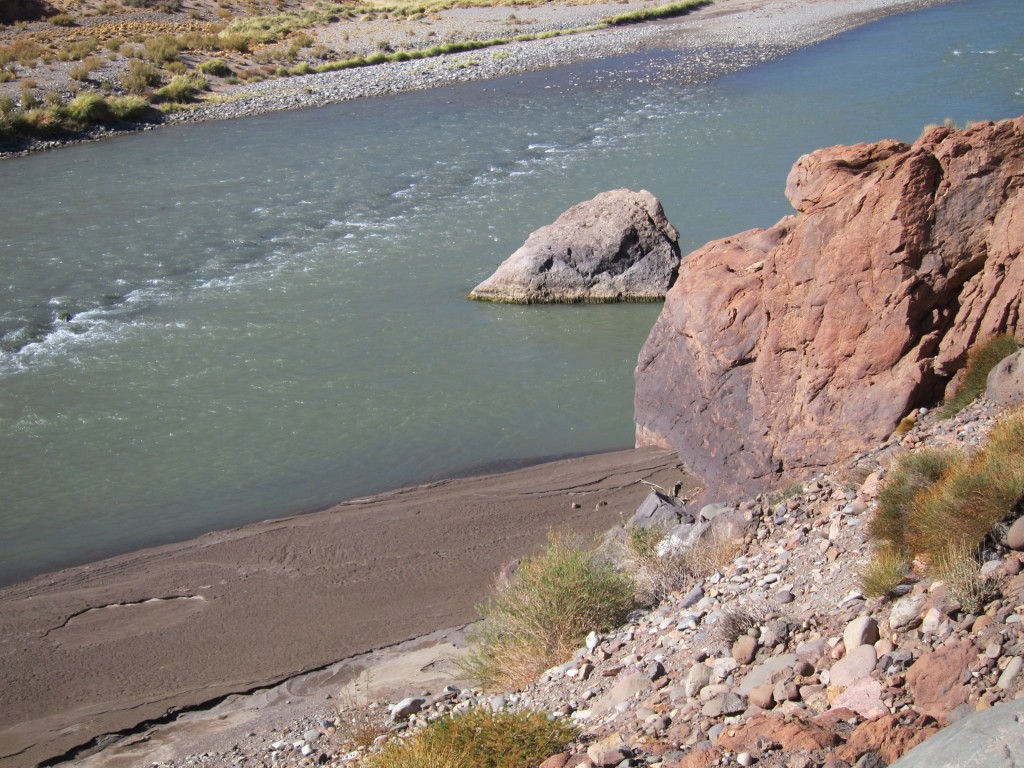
[861,544,909,599]
[935,541,994,615]
[462,533,636,691]
[869,448,962,551]
[625,527,740,605]
[367,709,576,768]
[863,407,1024,597]
[709,607,763,648]
[910,409,1024,563]
[941,334,1020,417]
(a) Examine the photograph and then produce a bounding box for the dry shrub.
[626,527,742,606]
[462,533,635,691]
[708,607,763,648]
[935,541,994,615]
[861,544,909,599]
[368,709,576,768]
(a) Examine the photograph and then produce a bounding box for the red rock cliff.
[635,116,1024,494]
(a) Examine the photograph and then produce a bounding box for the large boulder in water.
[635,116,1024,495]
[469,189,681,303]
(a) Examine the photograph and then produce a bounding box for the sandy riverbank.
[0,447,692,767]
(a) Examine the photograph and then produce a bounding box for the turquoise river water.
[0,0,1021,585]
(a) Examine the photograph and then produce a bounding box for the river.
[0,0,1021,585]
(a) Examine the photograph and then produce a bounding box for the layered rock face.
[469,189,680,303]
[635,116,1024,493]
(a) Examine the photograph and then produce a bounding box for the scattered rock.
[469,189,680,303]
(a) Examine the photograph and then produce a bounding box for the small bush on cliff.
[941,334,1020,417]
[864,408,1024,595]
[869,448,962,554]
[911,408,1024,563]
[463,533,635,690]
[368,709,576,768]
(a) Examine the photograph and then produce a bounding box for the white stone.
[844,615,880,650]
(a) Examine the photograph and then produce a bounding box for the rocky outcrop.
[635,116,1024,493]
[469,189,680,303]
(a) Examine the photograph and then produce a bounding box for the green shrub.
[941,334,1020,417]
[65,92,111,123]
[367,709,576,768]
[121,59,161,93]
[50,13,76,26]
[604,0,712,25]
[107,94,150,119]
[198,57,232,76]
[870,448,961,553]
[462,533,635,691]
[155,74,200,102]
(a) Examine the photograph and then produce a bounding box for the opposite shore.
[1,0,955,159]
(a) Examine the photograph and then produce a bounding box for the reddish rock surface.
[635,116,1024,493]
[717,714,843,752]
[905,639,976,722]
[836,713,941,764]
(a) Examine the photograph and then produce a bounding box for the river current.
[0,0,1021,585]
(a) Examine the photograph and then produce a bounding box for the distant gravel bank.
[0,0,953,158]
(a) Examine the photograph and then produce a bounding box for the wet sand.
[0,447,692,767]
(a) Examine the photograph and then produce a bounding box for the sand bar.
[0,447,691,767]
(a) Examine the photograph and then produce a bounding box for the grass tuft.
[65,92,111,124]
[941,334,1020,417]
[462,532,635,691]
[604,0,711,25]
[367,708,576,768]
[910,409,1024,563]
[870,448,961,553]
[861,544,909,599]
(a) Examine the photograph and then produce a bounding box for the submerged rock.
[469,189,680,304]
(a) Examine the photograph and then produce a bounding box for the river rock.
[469,189,680,303]
[634,116,1024,493]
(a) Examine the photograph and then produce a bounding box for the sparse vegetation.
[864,405,1024,597]
[941,334,1020,417]
[198,57,233,76]
[709,607,763,648]
[604,0,711,25]
[625,526,739,605]
[860,544,908,598]
[935,540,994,614]
[120,59,161,93]
[367,708,576,768]
[462,532,636,691]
